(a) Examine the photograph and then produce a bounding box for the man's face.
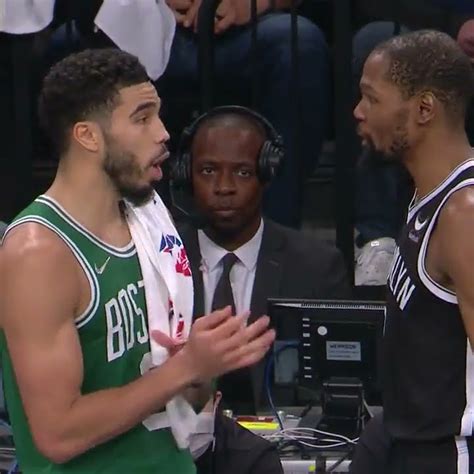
[354,52,416,161]
[191,124,264,235]
[102,82,170,205]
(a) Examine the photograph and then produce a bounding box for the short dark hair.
[38,48,149,155]
[374,30,474,120]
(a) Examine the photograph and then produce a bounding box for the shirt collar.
[197,219,264,272]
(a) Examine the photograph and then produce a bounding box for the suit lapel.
[250,220,286,322]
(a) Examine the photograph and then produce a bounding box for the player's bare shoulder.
[2,222,75,269]
[1,222,83,324]
[440,186,474,229]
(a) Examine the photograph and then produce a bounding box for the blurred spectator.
[354,0,467,33]
[458,18,474,59]
[430,0,474,14]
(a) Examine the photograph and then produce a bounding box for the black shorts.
[350,414,474,474]
[387,437,474,474]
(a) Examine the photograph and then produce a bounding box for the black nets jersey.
[384,160,474,441]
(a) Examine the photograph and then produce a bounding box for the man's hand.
[166,0,203,29]
[166,0,201,27]
[178,306,275,381]
[214,0,270,34]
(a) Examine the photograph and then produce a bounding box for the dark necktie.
[211,253,238,314]
[211,253,254,413]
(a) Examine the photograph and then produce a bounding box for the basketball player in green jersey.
[0,48,275,473]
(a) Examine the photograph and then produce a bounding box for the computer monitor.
[268,299,386,407]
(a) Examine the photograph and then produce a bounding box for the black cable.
[265,342,300,429]
[326,446,354,473]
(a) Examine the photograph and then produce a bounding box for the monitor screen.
[268,299,386,405]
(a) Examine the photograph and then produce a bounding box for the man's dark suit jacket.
[179,219,351,409]
[195,412,283,474]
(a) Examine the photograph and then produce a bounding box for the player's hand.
[151,330,186,357]
[180,306,275,380]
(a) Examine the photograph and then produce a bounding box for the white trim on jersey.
[37,195,137,258]
[461,339,474,437]
[407,189,418,221]
[5,216,100,328]
[407,158,474,224]
[456,437,469,474]
[417,178,474,304]
[416,177,474,440]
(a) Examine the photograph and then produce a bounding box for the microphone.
[169,181,209,229]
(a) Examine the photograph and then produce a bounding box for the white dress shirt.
[197,220,264,315]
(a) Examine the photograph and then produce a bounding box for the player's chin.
[121,183,155,206]
[360,136,375,151]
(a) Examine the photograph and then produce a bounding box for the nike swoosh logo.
[414,215,428,231]
[94,256,111,275]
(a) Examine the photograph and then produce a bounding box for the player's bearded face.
[382,107,410,160]
[364,106,411,162]
[102,133,154,206]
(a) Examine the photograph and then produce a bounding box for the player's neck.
[46,155,125,234]
[404,128,472,200]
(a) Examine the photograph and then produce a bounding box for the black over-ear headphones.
[171,105,285,189]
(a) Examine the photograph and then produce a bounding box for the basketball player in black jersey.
[350,30,474,474]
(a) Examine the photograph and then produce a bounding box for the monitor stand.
[316,377,367,440]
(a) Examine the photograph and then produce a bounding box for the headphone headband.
[172,105,285,189]
[180,105,282,148]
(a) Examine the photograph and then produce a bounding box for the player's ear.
[417,91,436,125]
[73,121,102,153]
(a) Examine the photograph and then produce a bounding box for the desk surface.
[282,458,351,473]
[252,406,384,474]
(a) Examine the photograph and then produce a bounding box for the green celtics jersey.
[0,195,195,474]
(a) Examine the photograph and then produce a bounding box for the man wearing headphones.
[173,106,351,413]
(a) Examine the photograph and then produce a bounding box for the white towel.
[94,0,176,80]
[125,191,197,449]
[0,0,55,34]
